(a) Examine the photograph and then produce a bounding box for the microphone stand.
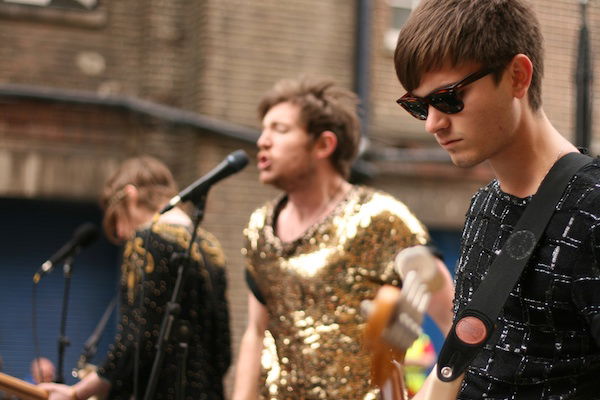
[73,297,117,378]
[144,193,207,400]
[56,255,75,384]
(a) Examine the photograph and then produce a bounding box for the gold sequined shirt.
[243,185,428,400]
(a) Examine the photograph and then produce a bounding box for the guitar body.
[0,372,48,400]
[363,245,463,400]
[364,285,407,400]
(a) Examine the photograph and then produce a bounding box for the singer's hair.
[258,76,360,178]
[100,156,178,242]
[394,0,544,111]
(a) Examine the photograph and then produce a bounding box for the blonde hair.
[100,156,178,242]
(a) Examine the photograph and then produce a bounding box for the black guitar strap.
[437,152,593,382]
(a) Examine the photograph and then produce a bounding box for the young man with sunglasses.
[395,0,600,398]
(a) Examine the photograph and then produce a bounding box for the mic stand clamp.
[144,193,207,400]
[174,320,192,400]
[73,297,117,379]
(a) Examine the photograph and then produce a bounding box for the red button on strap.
[455,316,488,345]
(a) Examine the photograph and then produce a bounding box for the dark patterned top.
[243,185,429,400]
[96,222,231,400]
[456,159,600,399]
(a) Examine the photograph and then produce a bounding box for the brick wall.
[370,0,600,153]
[196,0,357,128]
[1,0,598,152]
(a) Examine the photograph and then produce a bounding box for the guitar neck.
[0,372,48,400]
[364,246,450,400]
[380,361,406,400]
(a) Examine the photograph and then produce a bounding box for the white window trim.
[384,0,421,53]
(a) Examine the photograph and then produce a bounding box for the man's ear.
[509,53,533,100]
[314,130,338,160]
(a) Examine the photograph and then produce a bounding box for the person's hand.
[37,383,76,400]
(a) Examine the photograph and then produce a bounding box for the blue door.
[0,198,119,384]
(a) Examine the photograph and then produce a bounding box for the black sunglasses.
[397,68,495,120]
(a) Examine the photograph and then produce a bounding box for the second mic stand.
[144,193,207,400]
[72,296,117,379]
[56,255,75,384]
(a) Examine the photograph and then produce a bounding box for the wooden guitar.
[0,372,47,400]
[363,285,409,400]
[363,245,461,400]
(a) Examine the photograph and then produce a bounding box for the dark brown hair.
[100,156,178,242]
[258,76,361,178]
[394,0,544,110]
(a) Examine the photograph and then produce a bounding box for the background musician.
[40,156,231,400]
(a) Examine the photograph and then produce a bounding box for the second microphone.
[159,150,249,214]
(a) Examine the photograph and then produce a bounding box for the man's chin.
[258,170,271,182]
[449,153,482,169]
[258,173,282,188]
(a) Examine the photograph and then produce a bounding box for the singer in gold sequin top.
[244,186,430,399]
[231,77,454,400]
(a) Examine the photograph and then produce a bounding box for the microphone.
[33,223,99,283]
[159,149,249,214]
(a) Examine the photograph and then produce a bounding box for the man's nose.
[425,106,450,135]
[257,130,271,148]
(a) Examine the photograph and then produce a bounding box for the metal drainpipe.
[575,0,593,151]
[355,0,372,141]
[352,0,376,181]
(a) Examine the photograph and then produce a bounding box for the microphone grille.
[74,223,99,248]
[228,150,249,172]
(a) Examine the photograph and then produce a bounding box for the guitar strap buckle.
[436,309,494,382]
